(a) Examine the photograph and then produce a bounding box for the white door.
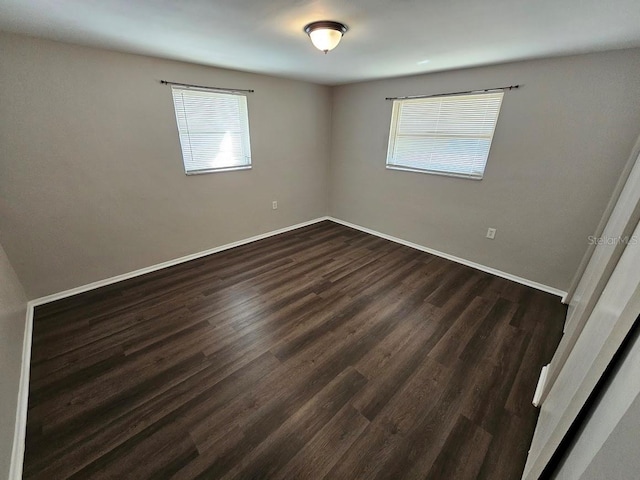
[541,151,640,402]
[522,219,640,480]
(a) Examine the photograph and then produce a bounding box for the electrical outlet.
[272,201,278,210]
[486,228,496,239]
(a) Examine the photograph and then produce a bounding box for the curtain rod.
[160,80,254,94]
[385,84,520,101]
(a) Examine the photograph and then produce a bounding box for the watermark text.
[588,235,639,246]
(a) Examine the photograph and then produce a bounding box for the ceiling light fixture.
[304,21,348,54]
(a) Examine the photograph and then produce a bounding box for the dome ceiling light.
[303,21,348,54]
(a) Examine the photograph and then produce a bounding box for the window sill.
[186,165,252,175]
[386,165,483,181]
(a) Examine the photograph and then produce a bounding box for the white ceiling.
[1,0,639,85]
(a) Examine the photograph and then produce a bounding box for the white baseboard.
[9,302,34,480]
[30,217,330,307]
[533,364,550,407]
[326,217,567,299]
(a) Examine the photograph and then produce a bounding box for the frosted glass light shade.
[309,29,342,52]
[304,21,348,53]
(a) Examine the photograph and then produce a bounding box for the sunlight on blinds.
[386,92,504,179]
[171,86,252,174]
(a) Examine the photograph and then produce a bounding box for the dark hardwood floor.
[24,220,565,479]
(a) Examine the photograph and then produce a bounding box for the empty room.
[1,1,640,479]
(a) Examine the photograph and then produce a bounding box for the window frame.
[170,85,253,176]
[385,91,504,180]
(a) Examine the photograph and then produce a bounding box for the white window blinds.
[170,86,252,174]
[386,92,504,179]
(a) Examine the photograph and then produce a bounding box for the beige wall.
[329,49,640,291]
[0,33,332,298]
[2,32,640,297]
[0,242,28,479]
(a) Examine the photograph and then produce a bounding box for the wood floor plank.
[351,303,442,421]
[369,359,489,480]
[476,409,534,480]
[372,355,449,439]
[30,352,282,479]
[428,295,495,367]
[424,414,493,480]
[222,367,367,480]
[24,220,566,479]
[461,327,531,435]
[187,299,416,478]
[272,403,369,480]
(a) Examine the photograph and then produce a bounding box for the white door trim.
[522,219,640,480]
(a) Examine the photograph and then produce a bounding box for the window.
[170,86,252,174]
[386,92,504,180]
